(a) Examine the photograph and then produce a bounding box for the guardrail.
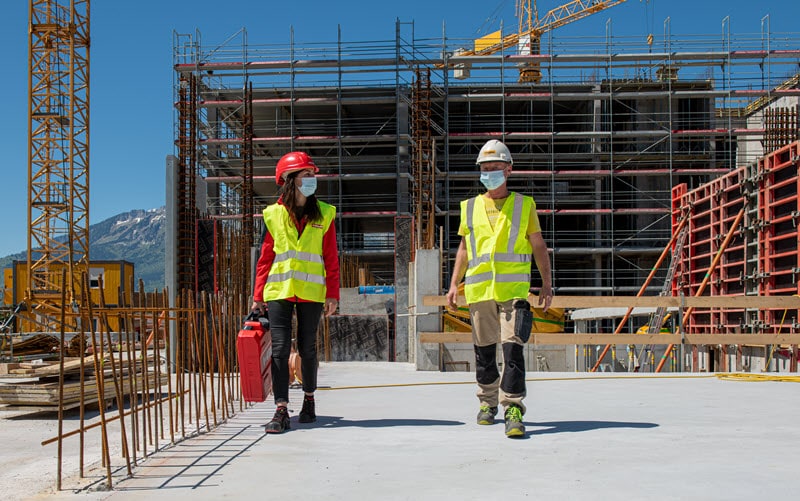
[420,294,800,345]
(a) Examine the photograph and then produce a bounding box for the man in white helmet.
[446,139,553,438]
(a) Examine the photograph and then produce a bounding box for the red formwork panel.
[673,168,748,334]
[670,183,687,298]
[757,141,800,335]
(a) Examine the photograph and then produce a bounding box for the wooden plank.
[419,331,800,345]
[29,357,89,376]
[1,355,156,379]
[422,294,800,309]
[0,372,168,406]
[0,363,24,375]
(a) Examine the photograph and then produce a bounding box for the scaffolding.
[172,20,800,303]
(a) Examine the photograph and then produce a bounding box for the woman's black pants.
[267,299,324,404]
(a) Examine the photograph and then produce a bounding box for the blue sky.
[1,0,799,257]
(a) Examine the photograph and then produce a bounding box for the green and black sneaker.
[504,404,525,438]
[477,405,498,425]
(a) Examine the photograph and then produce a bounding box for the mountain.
[0,207,166,293]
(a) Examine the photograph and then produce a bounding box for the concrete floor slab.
[13,362,800,500]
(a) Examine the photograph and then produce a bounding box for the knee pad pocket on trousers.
[500,342,526,394]
[474,344,500,385]
[513,299,533,343]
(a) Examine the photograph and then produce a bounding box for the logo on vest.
[311,223,324,229]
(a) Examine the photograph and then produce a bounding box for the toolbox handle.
[245,310,270,330]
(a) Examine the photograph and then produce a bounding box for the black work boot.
[265,406,290,434]
[298,395,316,423]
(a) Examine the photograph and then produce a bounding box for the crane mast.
[26,0,90,328]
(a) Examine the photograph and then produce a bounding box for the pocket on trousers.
[513,299,533,343]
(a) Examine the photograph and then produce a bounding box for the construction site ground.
[3,361,798,500]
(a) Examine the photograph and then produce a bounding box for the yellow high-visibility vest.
[461,193,533,303]
[262,202,336,302]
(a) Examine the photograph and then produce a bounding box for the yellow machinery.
[636,313,672,335]
[455,0,627,82]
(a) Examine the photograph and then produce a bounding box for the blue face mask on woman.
[298,176,317,197]
[480,170,506,190]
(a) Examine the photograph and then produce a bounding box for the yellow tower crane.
[456,0,627,83]
[24,0,90,330]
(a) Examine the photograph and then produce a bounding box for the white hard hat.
[476,139,513,165]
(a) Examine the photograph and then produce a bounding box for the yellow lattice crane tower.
[24,0,90,330]
[457,0,627,83]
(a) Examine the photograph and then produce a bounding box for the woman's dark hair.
[280,171,323,222]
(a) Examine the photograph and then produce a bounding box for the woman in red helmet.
[251,151,340,434]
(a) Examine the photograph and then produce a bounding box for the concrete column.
[394,217,412,362]
[413,249,441,370]
[165,155,179,369]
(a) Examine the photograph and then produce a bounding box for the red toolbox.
[237,314,272,402]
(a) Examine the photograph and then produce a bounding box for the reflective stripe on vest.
[462,193,533,303]
[262,201,335,302]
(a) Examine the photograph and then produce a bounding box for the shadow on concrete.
[82,424,269,493]
[315,416,465,428]
[528,420,659,437]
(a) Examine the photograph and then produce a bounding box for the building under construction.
[170,17,800,367]
[9,4,800,496]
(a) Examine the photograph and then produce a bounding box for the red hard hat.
[275,151,319,186]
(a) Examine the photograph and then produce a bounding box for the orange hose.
[144,310,167,347]
[655,208,745,373]
[590,215,690,372]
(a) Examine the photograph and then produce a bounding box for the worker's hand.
[536,284,553,312]
[446,285,459,311]
[324,298,338,316]
[251,301,266,316]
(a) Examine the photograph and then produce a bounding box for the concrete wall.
[338,288,393,315]
[325,315,390,361]
[742,96,799,165]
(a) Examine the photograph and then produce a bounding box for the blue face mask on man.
[298,176,317,197]
[479,169,506,190]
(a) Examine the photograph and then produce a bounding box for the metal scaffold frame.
[172,20,800,298]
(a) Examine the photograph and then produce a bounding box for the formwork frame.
[672,140,800,372]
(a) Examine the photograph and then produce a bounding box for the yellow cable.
[319,371,800,392]
[715,373,800,383]
[319,373,716,391]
